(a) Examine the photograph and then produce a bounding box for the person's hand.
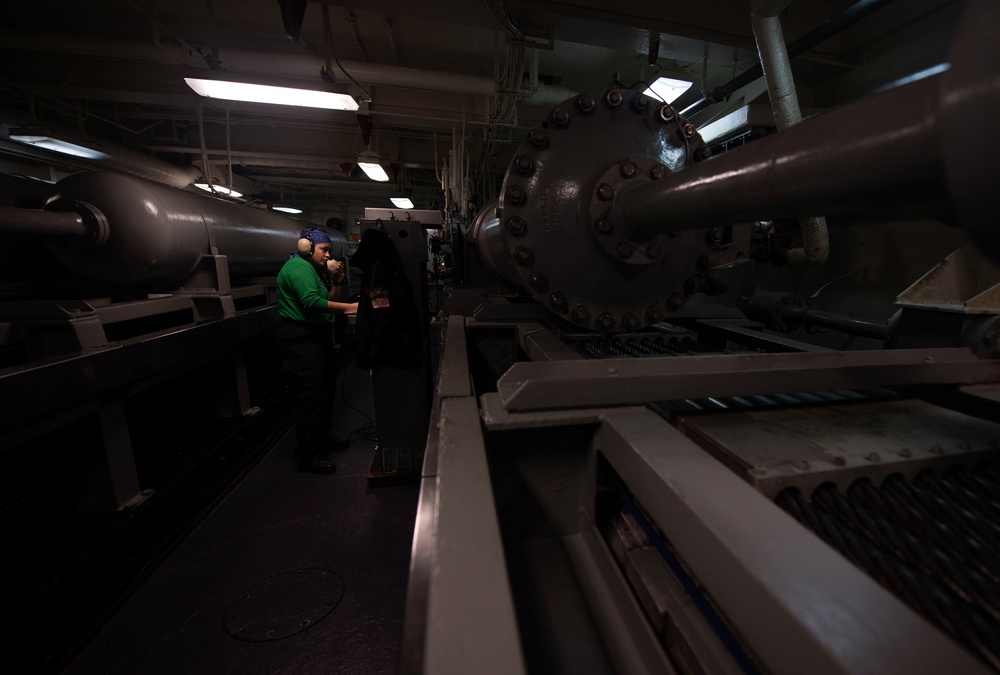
[326,259,346,281]
[347,302,359,314]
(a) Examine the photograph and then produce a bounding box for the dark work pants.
[276,321,336,459]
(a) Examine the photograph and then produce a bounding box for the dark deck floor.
[62,362,420,675]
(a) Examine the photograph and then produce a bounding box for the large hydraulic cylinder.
[0,171,347,286]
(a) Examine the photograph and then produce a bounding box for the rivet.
[650,164,667,180]
[707,228,723,244]
[668,293,684,309]
[505,216,526,235]
[622,313,639,330]
[514,155,534,175]
[646,243,661,259]
[514,245,534,265]
[657,105,674,123]
[572,305,590,323]
[550,292,567,311]
[645,306,663,323]
[506,185,526,205]
[595,218,613,235]
[597,183,614,201]
[551,107,571,127]
[700,253,716,268]
[576,93,596,113]
[617,242,634,258]
[529,272,549,291]
[598,313,615,330]
[605,89,624,108]
[683,123,696,138]
[529,128,549,148]
[620,162,637,179]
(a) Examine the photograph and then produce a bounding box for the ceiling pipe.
[681,0,899,120]
[3,33,579,106]
[751,0,829,266]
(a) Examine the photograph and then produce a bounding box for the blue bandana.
[302,228,332,246]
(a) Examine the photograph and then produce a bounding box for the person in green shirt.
[276,227,358,474]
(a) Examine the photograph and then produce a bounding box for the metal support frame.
[596,407,989,675]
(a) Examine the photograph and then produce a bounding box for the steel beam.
[496,347,1000,412]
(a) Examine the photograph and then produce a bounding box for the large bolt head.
[595,219,613,235]
[505,216,526,235]
[605,89,624,108]
[551,107,571,127]
[597,183,614,201]
[658,105,675,123]
[617,242,634,258]
[622,313,639,330]
[514,155,534,175]
[506,185,526,205]
[597,313,615,330]
[576,93,596,113]
[645,306,663,323]
[572,305,590,323]
[550,292,567,311]
[514,245,534,265]
[650,164,667,180]
[620,162,637,178]
[529,128,549,148]
[529,272,549,291]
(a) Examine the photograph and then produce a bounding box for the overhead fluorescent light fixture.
[390,196,414,209]
[184,76,359,111]
[357,151,389,182]
[8,133,110,160]
[272,205,303,214]
[194,181,243,199]
[643,77,693,104]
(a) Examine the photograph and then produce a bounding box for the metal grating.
[777,462,1000,672]
[569,335,716,359]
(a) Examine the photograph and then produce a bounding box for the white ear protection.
[297,228,314,255]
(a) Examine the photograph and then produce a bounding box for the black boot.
[297,446,338,474]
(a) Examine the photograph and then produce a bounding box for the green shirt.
[276,255,334,325]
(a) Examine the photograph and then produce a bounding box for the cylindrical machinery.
[478,0,999,334]
[0,171,347,286]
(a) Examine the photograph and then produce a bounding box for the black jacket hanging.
[350,226,424,369]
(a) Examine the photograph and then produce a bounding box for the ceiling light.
[194,181,243,198]
[8,133,110,160]
[643,77,693,104]
[357,151,389,182]
[273,205,303,214]
[390,196,414,209]
[184,75,359,111]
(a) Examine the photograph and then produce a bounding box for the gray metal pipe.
[0,206,87,238]
[619,72,948,235]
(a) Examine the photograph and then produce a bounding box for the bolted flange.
[604,89,624,108]
[529,128,549,148]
